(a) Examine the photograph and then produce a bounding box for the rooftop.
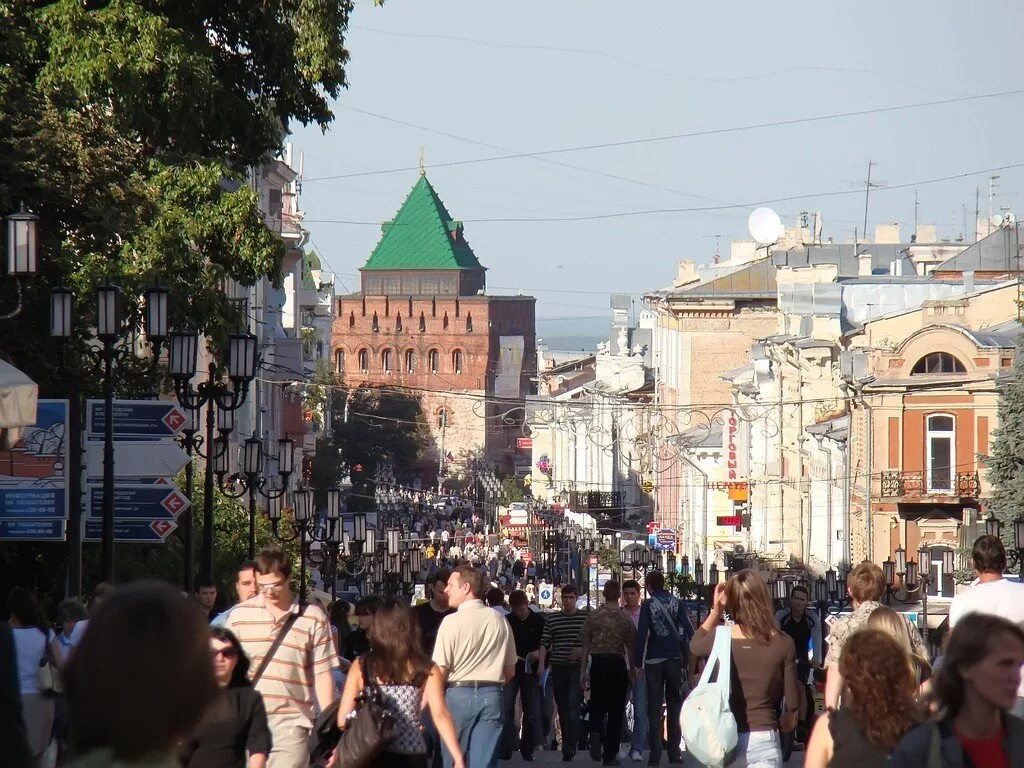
[932,226,1020,274]
[361,174,485,272]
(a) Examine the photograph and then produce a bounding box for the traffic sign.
[538,582,553,607]
[641,480,654,493]
[0,488,67,520]
[86,484,190,520]
[85,441,190,480]
[83,518,177,543]
[0,519,65,541]
[87,400,187,440]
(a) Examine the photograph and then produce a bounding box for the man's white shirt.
[949,577,1024,697]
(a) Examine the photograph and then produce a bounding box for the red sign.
[727,413,739,481]
[716,515,742,527]
[517,437,533,451]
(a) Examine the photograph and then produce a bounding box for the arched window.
[358,349,369,373]
[348,311,355,328]
[926,414,955,492]
[334,349,345,374]
[455,297,460,317]
[384,297,389,317]
[452,350,463,374]
[408,297,414,317]
[396,313,403,332]
[405,350,416,374]
[361,296,366,317]
[428,349,440,373]
[371,312,379,332]
[466,312,473,332]
[419,312,426,332]
[912,352,966,374]
[431,298,437,317]
[443,312,449,330]
[381,349,393,373]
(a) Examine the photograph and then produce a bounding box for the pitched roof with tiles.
[361,174,485,272]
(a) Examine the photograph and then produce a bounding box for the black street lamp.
[50,279,168,582]
[695,557,705,622]
[1014,521,1024,579]
[2,204,40,319]
[916,546,933,644]
[169,328,258,584]
[215,432,294,559]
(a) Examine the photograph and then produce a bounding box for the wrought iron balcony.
[879,470,980,499]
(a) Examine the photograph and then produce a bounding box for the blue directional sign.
[87,399,187,440]
[84,518,177,543]
[86,485,189,520]
[0,488,66,519]
[0,519,65,541]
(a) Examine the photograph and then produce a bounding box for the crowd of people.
[3,531,1024,768]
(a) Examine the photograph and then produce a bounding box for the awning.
[0,359,37,449]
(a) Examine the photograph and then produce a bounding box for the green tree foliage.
[499,477,525,504]
[982,333,1024,552]
[331,388,429,510]
[0,0,355,387]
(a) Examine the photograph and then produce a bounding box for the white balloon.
[748,207,784,245]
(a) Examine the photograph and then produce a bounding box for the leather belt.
[447,680,503,689]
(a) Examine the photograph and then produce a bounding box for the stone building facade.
[331,174,536,478]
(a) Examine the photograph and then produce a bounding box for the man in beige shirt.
[433,565,516,768]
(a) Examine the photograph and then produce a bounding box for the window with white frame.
[926,414,955,492]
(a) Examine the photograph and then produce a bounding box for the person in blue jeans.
[622,580,648,760]
[433,565,517,768]
[633,571,695,765]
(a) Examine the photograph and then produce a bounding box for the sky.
[292,0,1024,321]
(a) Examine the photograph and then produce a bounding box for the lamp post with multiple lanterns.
[50,279,170,582]
[168,329,258,584]
[2,204,40,319]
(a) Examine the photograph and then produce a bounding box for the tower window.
[466,313,473,332]
[419,312,426,332]
[358,349,369,373]
[334,349,344,374]
[443,312,449,330]
[405,350,416,374]
[428,349,440,373]
[381,349,393,373]
[396,313,403,332]
[452,350,463,374]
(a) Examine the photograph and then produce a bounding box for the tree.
[331,388,430,510]
[0,0,358,387]
[982,333,1024,555]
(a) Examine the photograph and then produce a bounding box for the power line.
[303,88,1024,183]
[302,161,1024,225]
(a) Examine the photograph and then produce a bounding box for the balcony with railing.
[879,470,981,499]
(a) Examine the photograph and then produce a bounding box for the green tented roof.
[361,175,484,272]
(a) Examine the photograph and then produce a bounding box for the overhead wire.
[303,88,1024,183]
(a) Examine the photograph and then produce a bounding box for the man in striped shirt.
[538,584,588,761]
[226,547,338,768]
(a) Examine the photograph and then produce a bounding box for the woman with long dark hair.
[889,612,1024,766]
[336,598,464,768]
[7,587,60,766]
[804,629,921,767]
[181,627,271,768]
[691,570,800,767]
[64,581,220,767]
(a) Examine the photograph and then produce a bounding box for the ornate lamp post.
[985,514,1001,538]
[2,204,40,319]
[51,279,169,581]
[215,433,294,559]
[916,546,933,644]
[169,328,258,583]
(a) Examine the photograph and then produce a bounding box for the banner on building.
[725,410,749,484]
[494,336,525,398]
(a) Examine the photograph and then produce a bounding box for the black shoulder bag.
[333,654,398,768]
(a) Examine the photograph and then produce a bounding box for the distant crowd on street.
[3,531,1024,768]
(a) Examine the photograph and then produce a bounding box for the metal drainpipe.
[680,451,709,571]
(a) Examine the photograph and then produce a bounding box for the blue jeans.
[630,674,648,752]
[444,686,503,768]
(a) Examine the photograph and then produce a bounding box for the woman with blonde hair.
[867,605,931,686]
[691,569,800,767]
[804,629,921,768]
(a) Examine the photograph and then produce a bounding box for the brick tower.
[331,173,536,481]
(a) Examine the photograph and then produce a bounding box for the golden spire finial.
[419,146,426,176]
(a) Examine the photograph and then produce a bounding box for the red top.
[955,726,1007,768]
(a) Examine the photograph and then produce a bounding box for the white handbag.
[680,625,738,767]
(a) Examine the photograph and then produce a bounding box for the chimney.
[858,253,873,276]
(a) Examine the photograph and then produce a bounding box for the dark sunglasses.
[211,647,239,659]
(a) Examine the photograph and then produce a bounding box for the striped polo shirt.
[541,610,588,665]
[226,596,338,729]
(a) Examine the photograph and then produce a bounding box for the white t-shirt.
[12,627,46,695]
[949,577,1024,697]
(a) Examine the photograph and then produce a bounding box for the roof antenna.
[419,146,426,176]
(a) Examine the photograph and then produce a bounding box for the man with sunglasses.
[226,546,338,768]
